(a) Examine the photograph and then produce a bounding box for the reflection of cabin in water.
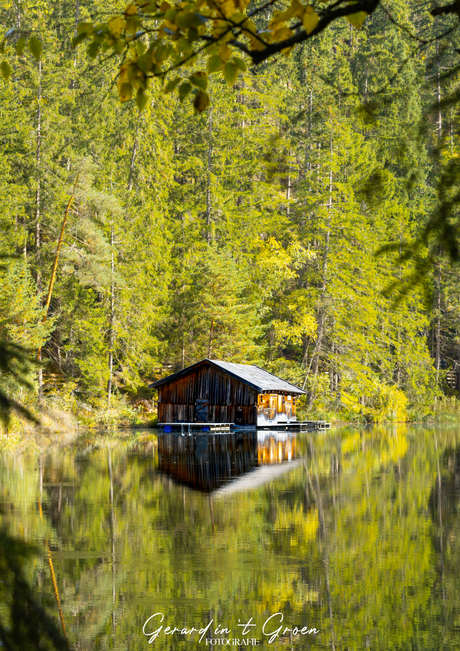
[151,359,306,428]
[158,431,298,492]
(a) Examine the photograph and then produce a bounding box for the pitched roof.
[150,358,306,394]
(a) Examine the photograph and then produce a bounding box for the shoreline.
[2,417,460,454]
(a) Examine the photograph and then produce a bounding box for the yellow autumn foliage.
[341,378,408,423]
[274,505,319,548]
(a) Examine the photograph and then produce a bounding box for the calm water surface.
[1,426,460,650]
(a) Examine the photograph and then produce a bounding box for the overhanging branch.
[431,1,460,17]
[243,0,382,64]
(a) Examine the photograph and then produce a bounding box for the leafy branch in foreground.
[0,0,376,111]
[70,0,377,111]
[1,1,459,114]
[62,0,460,111]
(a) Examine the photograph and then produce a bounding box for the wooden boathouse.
[151,358,307,428]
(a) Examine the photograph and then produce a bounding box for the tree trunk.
[36,60,43,402]
[127,116,140,192]
[307,125,333,408]
[435,264,441,385]
[107,449,117,638]
[37,175,79,385]
[208,319,214,358]
[302,335,311,367]
[72,0,80,85]
[107,222,115,408]
[436,34,442,144]
[286,150,291,218]
[304,440,336,651]
[449,49,454,153]
[74,0,80,35]
[206,108,213,243]
[434,30,442,387]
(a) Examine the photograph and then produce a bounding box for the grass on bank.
[0,384,155,452]
[3,381,460,454]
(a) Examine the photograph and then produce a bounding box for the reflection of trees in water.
[1,429,460,650]
[428,435,460,647]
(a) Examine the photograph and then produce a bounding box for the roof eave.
[149,359,209,389]
[150,358,306,394]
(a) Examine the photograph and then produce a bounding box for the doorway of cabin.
[195,399,208,422]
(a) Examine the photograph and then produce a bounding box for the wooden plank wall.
[158,403,255,423]
[157,362,258,424]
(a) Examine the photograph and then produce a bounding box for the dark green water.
[1,426,460,650]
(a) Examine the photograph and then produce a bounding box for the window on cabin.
[258,394,270,407]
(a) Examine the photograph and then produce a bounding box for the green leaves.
[164,77,181,93]
[72,32,87,48]
[136,53,153,73]
[194,90,209,112]
[178,81,192,101]
[73,22,93,48]
[346,10,367,29]
[154,44,170,63]
[190,71,208,90]
[28,36,42,61]
[15,37,26,56]
[207,55,223,73]
[87,42,100,59]
[175,10,206,30]
[223,61,238,85]
[136,89,148,110]
[220,57,247,86]
[1,33,47,73]
[64,0,384,112]
[77,21,93,35]
[233,57,246,72]
[1,61,11,80]
[119,82,133,102]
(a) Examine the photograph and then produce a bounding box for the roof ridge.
[208,359,256,366]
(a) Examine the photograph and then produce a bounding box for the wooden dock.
[159,420,330,433]
[160,422,232,433]
[300,420,331,431]
[255,421,330,431]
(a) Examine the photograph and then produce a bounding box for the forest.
[2,0,460,432]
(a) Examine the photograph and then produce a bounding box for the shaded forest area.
[2,0,460,430]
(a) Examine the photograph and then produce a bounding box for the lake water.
[1,426,460,650]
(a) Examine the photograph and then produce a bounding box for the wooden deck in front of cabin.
[158,420,330,432]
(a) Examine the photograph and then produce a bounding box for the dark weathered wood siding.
[157,362,258,424]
